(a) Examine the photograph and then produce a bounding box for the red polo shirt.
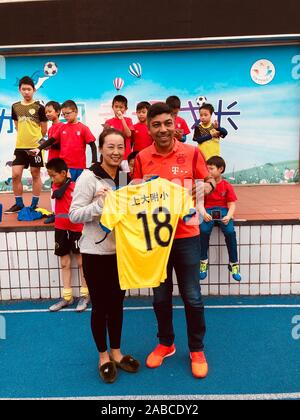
[105,116,134,159]
[133,122,153,151]
[133,140,209,239]
[205,179,237,208]
[175,116,190,135]
[52,122,95,169]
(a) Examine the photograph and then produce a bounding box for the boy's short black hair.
[136,101,151,112]
[46,158,68,173]
[206,155,226,173]
[200,103,214,114]
[112,95,128,107]
[166,95,181,110]
[45,101,61,113]
[61,100,78,111]
[127,151,139,163]
[19,76,35,89]
[147,102,172,123]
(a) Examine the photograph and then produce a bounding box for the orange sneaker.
[146,344,176,368]
[190,351,208,379]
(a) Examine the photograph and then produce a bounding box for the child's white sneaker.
[76,296,90,312]
[49,298,74,312]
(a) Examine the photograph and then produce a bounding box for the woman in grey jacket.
[69,128,140,383]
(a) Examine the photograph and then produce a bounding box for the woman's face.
[100,133,125,167]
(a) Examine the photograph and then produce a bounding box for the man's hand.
[28,148,40,156]
[95,186,111,205]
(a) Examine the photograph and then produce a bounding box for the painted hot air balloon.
[113,77,124,91]
[128,62,142,78]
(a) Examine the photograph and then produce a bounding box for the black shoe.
[110,355,140,373]
[4,204,24,214]
[99,361,118,384]
[44,214,55,224]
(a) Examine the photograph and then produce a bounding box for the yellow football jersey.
[100,177,196,290]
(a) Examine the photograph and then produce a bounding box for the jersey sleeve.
[133,153,143,179]
[84,125,96,144]
[99,189,123,233]
[38,104,48,122]
[226,182,238,202]
[126,117,135,131]
[193,148,209,180]
[11,105,17,121]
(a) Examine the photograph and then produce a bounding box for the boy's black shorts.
[12,149,44,168]
[54,229,82,257]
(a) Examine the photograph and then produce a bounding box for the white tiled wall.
[0,224,300,301]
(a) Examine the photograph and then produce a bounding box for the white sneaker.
[76,296,90,312]
[49,298,74,312]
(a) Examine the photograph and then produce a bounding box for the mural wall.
[0,44,300,190]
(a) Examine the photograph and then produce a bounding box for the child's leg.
[200,218,215,261]
[74,253,89,296]
[60,254,73,300]
[30,166,42,207]
[219,211,238,264]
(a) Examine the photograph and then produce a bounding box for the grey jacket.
[69,169,116,255]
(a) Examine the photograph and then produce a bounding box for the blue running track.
[0,296,300,400]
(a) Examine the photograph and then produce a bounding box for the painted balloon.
[113,77,124,90]
[128,62,142,78]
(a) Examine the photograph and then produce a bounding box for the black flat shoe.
[99,361,117,383]
[111,355,140,373]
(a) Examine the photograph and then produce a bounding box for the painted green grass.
[224,160,299,185]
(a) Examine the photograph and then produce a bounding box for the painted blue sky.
[0,44,300,179]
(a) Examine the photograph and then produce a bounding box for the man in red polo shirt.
[133,102,215,379]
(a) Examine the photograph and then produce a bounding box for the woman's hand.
[95,186,111,205]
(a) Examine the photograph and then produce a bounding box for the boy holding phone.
[199,156,241,281]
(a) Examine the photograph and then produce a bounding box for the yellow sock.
[63,288,73,302]
[80,287,89,298]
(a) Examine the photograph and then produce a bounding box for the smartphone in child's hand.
[211,210,222,220]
